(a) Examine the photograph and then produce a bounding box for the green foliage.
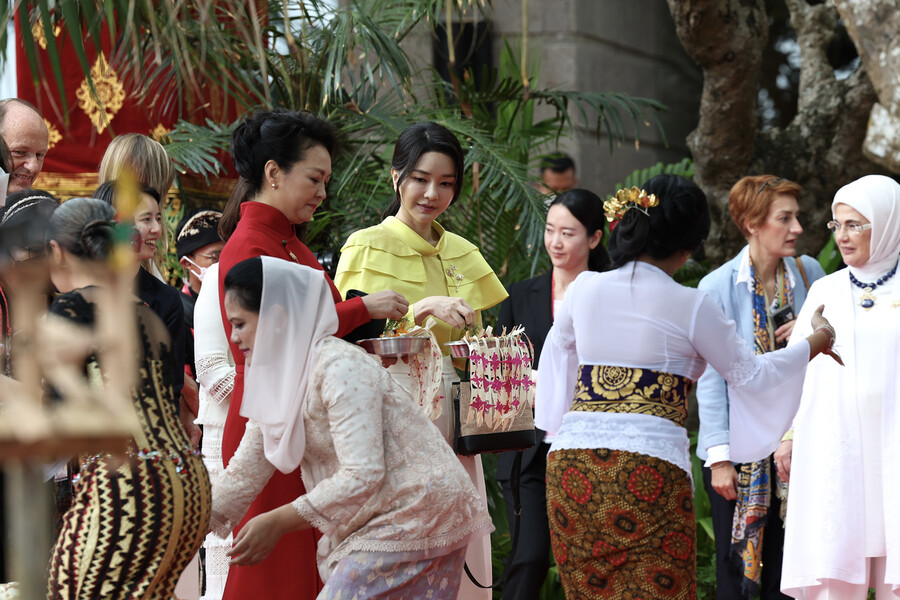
[674,258,710,289]
[164,120,236,183]
[614,158,695,192]
[817,236,843,274]
[2,1,667,290]
[690,431,718,599]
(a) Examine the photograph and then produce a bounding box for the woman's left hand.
[774,319,795,345]
[228,505,305,566]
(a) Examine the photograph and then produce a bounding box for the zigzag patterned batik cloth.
[46,292,211,599]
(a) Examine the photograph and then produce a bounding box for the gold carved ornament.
[75,53,126,134]
[44,119,62,150]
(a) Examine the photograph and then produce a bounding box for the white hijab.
[240,257,338,474]
[832,174,900,280]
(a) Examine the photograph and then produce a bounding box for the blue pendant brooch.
[849,263,897,310]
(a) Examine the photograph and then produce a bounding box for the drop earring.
[271,182,278,190]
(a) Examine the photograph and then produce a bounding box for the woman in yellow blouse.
[335,122,507,599]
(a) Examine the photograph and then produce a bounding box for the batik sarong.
[547,448,695,599]
[319,547,467,599]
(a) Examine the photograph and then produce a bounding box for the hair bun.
[79,218,114,260]
[230,114,265,181]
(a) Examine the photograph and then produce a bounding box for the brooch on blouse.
[446,264,464,293]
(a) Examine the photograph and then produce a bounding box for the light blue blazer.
[696,246,826,461]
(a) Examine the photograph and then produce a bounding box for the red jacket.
[217,201,369,599]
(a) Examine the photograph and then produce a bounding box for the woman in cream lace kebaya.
[210,257,492,598]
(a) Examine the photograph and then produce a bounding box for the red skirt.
[221,376,323,600]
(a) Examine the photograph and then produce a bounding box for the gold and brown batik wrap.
[546,365,695,599]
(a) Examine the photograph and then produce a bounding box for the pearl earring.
[271,182,277,189]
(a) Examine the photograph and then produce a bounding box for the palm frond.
[163,119,237,182]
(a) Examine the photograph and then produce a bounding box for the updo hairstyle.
[46,198,117,262]
[218,176,253,242]
[230,109,337,195]
[549,189,611,272]
[224,256,264,314]
[608,174,710,268]
[383,122,465,219]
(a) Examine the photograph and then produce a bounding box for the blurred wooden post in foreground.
[0,221,140,598]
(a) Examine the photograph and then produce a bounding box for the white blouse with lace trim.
[193,263,235,424]
[536,261,811,472]
[211,338,492,581]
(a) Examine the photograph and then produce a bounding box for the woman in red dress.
[216,109,408,599]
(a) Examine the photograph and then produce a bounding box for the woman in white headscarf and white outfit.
[208,256,492,599]
[731,174,900,599]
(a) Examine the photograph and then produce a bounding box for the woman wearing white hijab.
[731,174,900,599]
[209,256,492,599]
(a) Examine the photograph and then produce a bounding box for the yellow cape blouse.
[335,216,508,349]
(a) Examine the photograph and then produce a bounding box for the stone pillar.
[490,0,701,195]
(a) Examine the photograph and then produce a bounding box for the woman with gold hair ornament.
[536,175,841,599]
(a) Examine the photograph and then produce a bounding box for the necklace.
[849,263,897,310]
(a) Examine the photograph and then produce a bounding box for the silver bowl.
[445,338,500,358]
[357,336,428,357]
[445,341,470,358]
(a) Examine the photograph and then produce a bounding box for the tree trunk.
[833,0,900,174]
[668,0,880,265]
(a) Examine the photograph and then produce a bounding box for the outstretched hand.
[227,504,308,566]
[810,305,843,366]
[361,290,409,321]
[227,511,283,566]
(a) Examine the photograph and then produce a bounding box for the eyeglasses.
[826,221,872,235]
[194,251,221,262]
[756,178,783,195]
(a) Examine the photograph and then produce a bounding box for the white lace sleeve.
[194,264,235,409]
[534,277,579,435]
[691,292,810,462]
[721,335,761,388]
[209,420,275,537]
[292,350,387,537]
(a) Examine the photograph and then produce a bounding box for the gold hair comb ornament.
[603,186,659,222]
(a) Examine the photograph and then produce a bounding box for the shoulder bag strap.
[795,256,810,291]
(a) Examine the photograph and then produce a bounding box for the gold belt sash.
[571,365,692,427]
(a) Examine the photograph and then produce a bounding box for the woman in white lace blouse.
[193,261,234,600]
[535,175,841,599]
[210,257,492,598]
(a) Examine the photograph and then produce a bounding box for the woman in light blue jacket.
[696,175,825,600]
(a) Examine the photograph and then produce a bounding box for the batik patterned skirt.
[319,547,467,599]
[546,448,695,600]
